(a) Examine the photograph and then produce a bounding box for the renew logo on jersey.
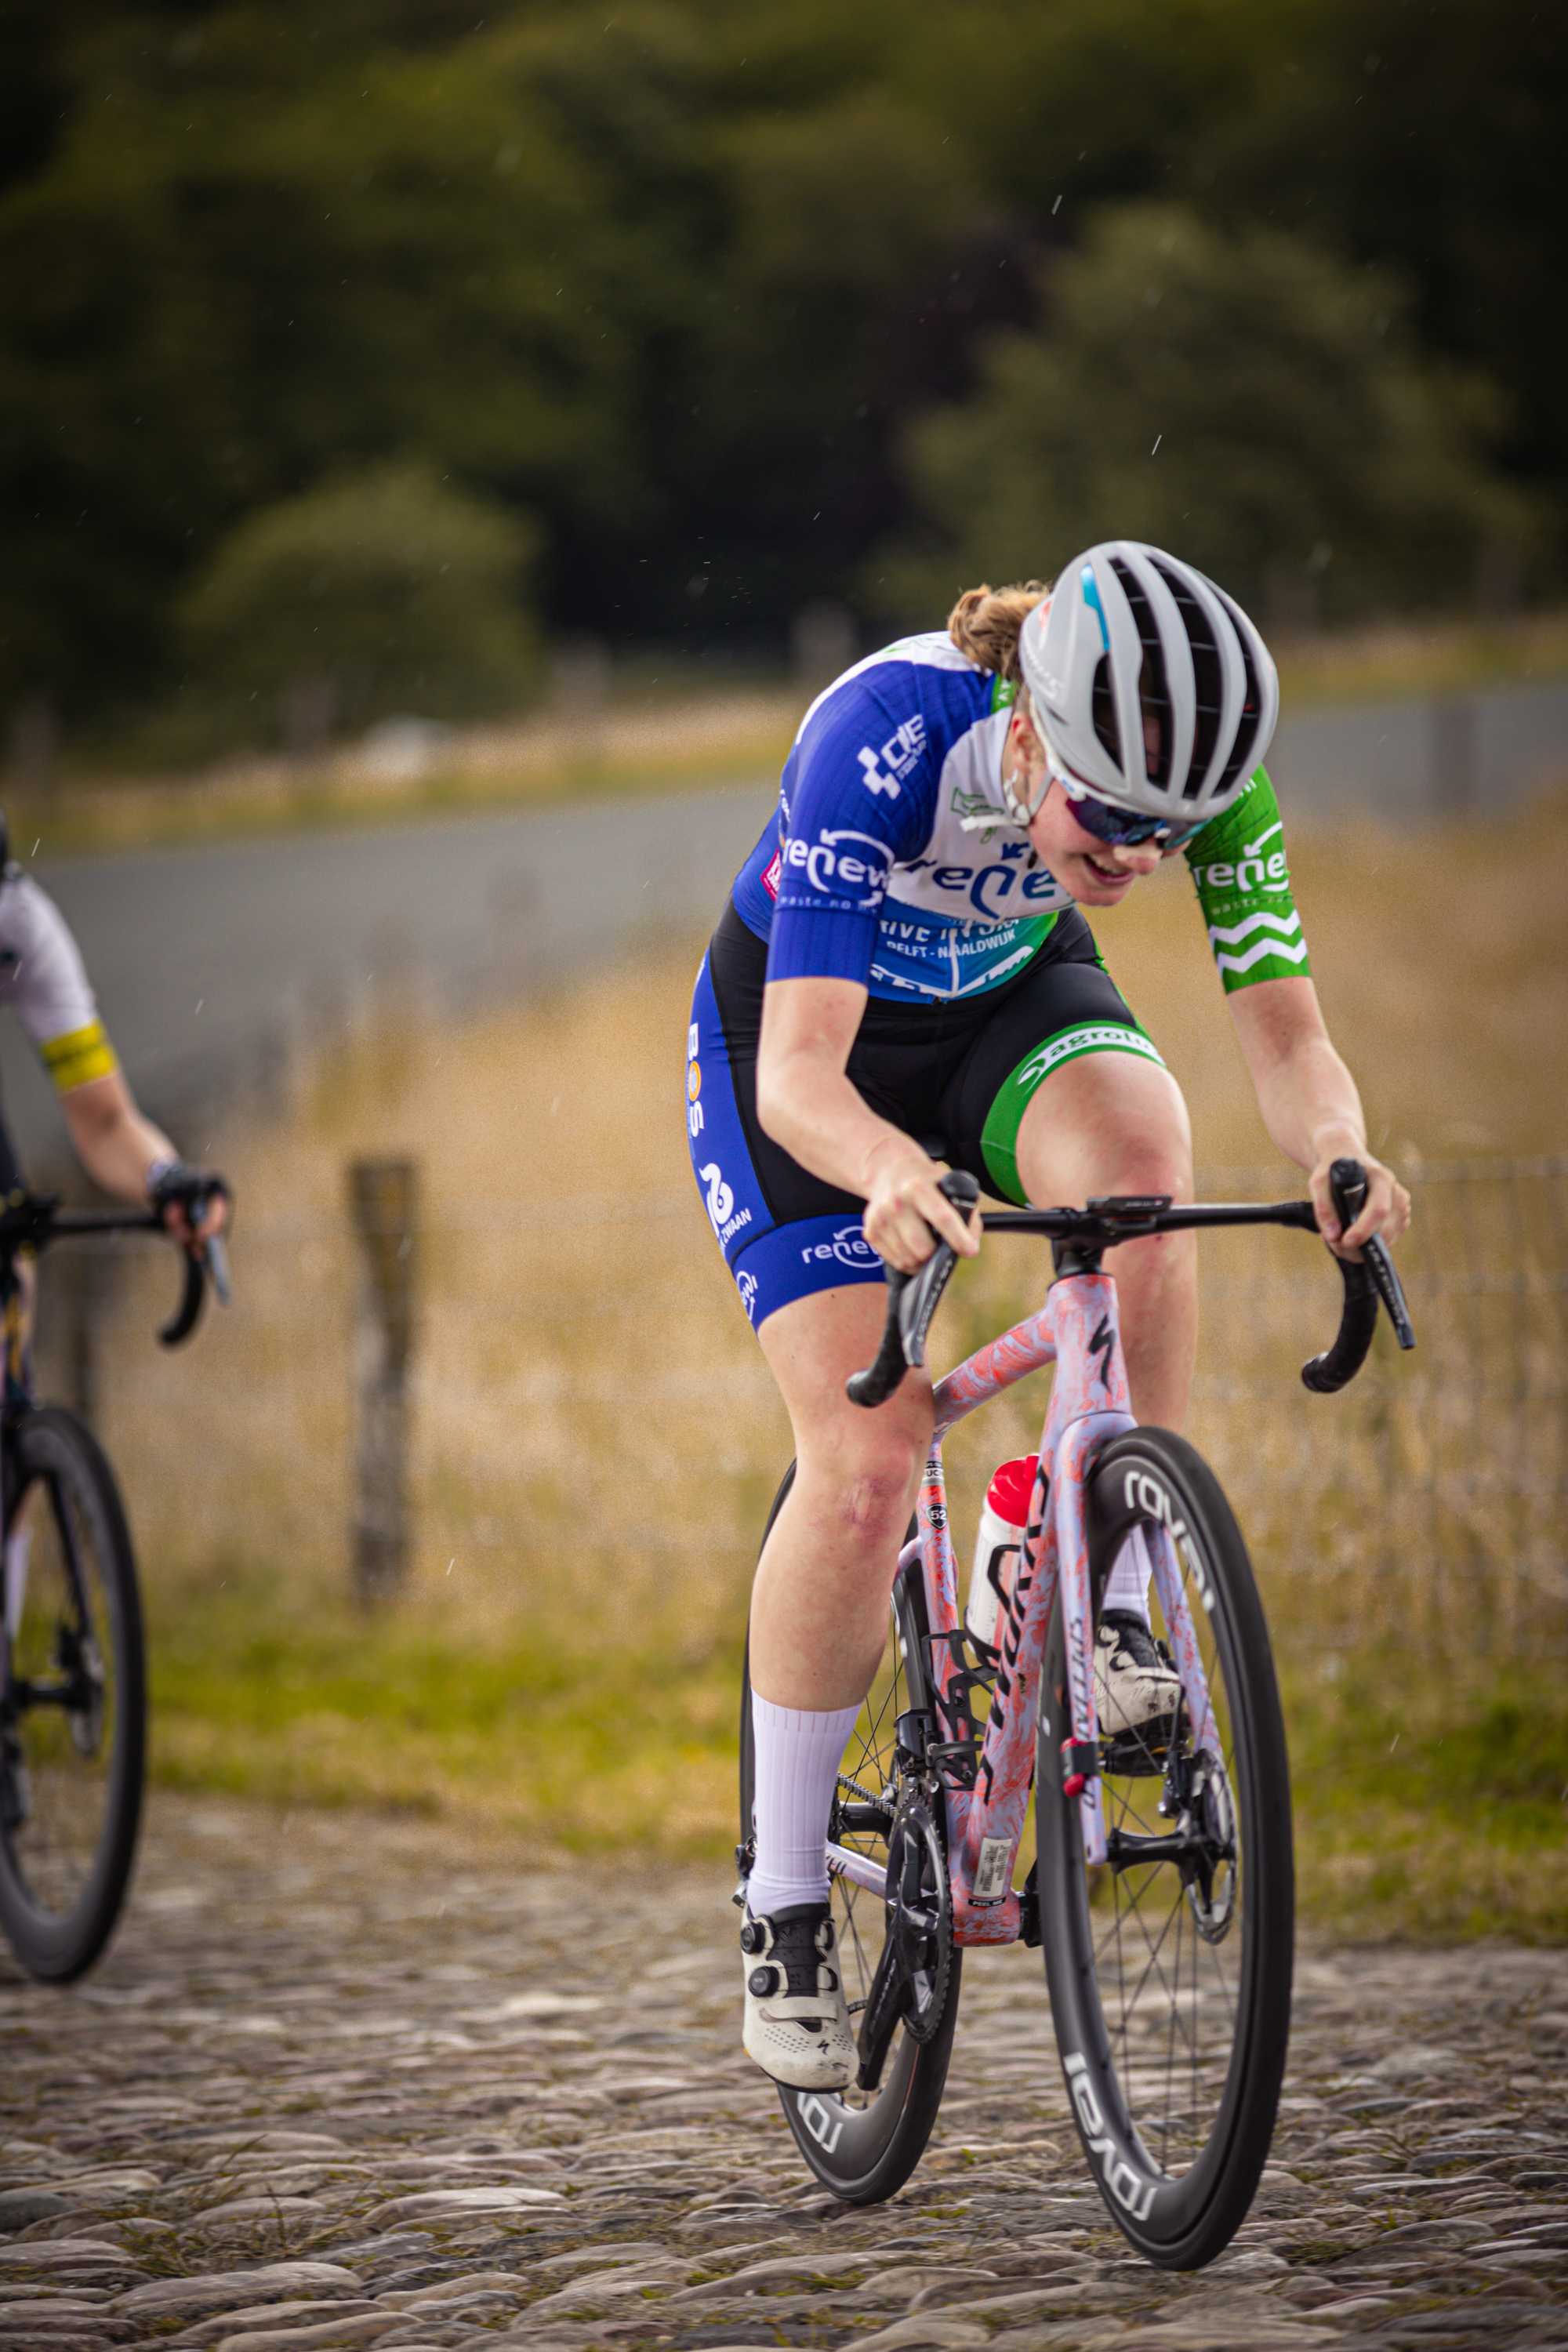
[779,827,892,908]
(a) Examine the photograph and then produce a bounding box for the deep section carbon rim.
[1036,1428,1293,2267]
[0,1408,145,1981]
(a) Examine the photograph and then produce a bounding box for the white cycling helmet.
[1016,541,1279,824]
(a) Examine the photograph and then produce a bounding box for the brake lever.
[846,1170,980,1408]
[1363,1232,1415,1349]
[205,1229,234,1308]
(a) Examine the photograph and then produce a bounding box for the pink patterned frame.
[824,1266,1215,1947]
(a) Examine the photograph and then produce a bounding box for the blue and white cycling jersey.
[731,633,1076,1002]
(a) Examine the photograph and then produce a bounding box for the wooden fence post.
[349,1156,417,1605]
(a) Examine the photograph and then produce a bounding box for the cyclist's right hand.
[860,1136,982,1274]
[147,1159,231,1250]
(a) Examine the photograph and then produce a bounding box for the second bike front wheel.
[739,1465,961,2204]
[1036,1428,1293,2269]
[0,1406,145,1981]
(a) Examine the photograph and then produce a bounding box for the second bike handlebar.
[0,1196,233,1349]
[157,1225,232,1345]
[847,1158,1414,1409]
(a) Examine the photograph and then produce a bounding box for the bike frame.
[825,1264,1215,1944]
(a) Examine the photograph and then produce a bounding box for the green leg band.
[980,1022,1167,1205]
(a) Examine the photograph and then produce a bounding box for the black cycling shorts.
[684,902,1163,1330]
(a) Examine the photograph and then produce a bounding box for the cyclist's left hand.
[1308,1144,1410,1258]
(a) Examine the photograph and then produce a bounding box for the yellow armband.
[41,1020,119,1093]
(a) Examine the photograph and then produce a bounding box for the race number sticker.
[974,1837,1014,1903]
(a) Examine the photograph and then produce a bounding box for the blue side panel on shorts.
[687,949,888,1333]
[685,953,773,1270]
[731,1213,884,1330]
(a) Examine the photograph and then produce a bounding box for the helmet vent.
[1152,561,1222,802]
[1090,655,1120,765]
[1109,556,1171,789]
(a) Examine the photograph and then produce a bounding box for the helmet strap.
[1000,708,1054,829]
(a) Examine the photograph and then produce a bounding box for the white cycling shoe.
[1094,1610,1182,1738]
[739,1902,858,2092]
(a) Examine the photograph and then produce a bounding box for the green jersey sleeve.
[1182,768,1311,993]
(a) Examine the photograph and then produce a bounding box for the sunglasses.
[1060,783,1203,851]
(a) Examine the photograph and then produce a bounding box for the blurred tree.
[1191,0,1568,546]
[0,7,650,724]
[872,205,1523,629]
[893,0,1566,565]
[180,461,541,740]
[0,0,1559,747]
[670,92,1004,629]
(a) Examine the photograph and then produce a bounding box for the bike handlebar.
[0,1196,233,1350]
[846,1157,1414,1409]
[1301,1158,1415,1392]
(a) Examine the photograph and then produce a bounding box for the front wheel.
[0,1407,145,1980]
[1036,1428,1293,2268]
[739,1465,961,2204]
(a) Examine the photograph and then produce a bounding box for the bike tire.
[739,1464,961,2204]
[1036,1428,1293,2268]
[0,1406,146,1981]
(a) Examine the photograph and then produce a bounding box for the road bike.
[738,1160,1413,2269]
[0,1192,230,1983]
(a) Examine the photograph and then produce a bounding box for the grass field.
[74,785,1568,1939]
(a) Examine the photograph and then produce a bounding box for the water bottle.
[966,1454,1040,1653]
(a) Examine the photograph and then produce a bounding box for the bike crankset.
[855,1783,953,2092]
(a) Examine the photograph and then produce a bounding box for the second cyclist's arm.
[60,1070,179,1206]
[1227,978,1408,1250]
[757,976,977,1272]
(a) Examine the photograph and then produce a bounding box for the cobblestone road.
[2,1795,1566,2352]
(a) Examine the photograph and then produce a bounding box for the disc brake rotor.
[1182,1749,1238,1943]
[853,1783,953,2090]
[883,1788,953,2044]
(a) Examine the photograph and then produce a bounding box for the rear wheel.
[739,1465,961,2204]
[1036,1428,1293,2268]
[0,1407,145,1981]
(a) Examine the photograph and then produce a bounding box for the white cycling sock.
[746,1693,861,1917]
[1102,1525,1156,1625]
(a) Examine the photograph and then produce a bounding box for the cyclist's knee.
[798,1412,927,1546]
[1105,1125,1192,1202]
[1017,1051,1192,1206]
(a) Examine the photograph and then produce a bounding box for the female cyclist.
[684,542,1408,2091]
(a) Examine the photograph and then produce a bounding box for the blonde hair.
[946,579,1048,682]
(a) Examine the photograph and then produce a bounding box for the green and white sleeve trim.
[1183,767,1312,994]
[1207,909,1309,980]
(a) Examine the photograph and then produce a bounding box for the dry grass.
[66,786,1568,1931]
